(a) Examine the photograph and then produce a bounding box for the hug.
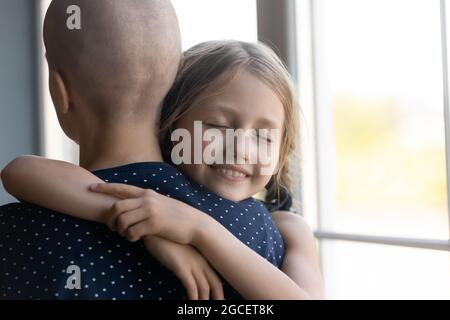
[0,0,323,300]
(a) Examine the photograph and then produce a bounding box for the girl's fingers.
[89,183,146,199]
[115,208,148,237]
[125,217,157,242]
[107,198,142,231]
[204,267,225,300]
[192,268,210,300]
[177,271,198,300]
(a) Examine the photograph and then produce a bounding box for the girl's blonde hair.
[159,40,299,205]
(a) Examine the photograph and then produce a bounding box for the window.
[297,0,450,298]
[322,240,450,299]
[38,0,79,164]
[171,0,257,50]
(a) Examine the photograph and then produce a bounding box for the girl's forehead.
[191,71,285,126]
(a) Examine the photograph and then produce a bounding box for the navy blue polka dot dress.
[0,162,285,300]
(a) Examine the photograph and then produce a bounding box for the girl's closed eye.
[206,123,273,143]
[204,122,230,130]
[257,132,272,143]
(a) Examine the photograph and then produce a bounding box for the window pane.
[322,240,450,299]
[171,0,257,50]
[312,0,449,239]
[39,0,79,163]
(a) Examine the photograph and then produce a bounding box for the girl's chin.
[202,183,246,202]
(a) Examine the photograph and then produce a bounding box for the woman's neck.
[78,122,163,172]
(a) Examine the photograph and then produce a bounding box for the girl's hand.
[89,183,210,245]
[143,236,225,300]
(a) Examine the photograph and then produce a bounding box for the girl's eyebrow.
[200,102,238,120]
[204,102,281,128]
[254,118,280,129]
[205,102,238,115]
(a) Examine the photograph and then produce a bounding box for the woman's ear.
[48,70,70,115]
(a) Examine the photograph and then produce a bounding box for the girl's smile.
[210,164,252,182]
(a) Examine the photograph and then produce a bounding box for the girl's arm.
[1,156,226,300]
[91,183,321,300]
[271,211,324,299]
[192,211,318,299]
[1,155,115,224]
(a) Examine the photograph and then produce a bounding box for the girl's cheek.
[201,128,225,164]
[256,142,281,176]
[254,146,281,184]
[249,169,274,197]
[256,163,277,180]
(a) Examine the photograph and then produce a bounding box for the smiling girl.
[1,40,323,299]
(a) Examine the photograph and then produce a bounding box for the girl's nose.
[224,129,255,164]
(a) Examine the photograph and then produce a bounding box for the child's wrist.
[100,206,116,229]
[143,235,160,248]
[190,210,215,248]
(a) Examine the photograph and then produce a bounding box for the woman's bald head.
[44,0,181,123]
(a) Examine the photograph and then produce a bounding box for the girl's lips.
[210,165,250,182]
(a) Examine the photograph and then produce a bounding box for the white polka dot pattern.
[0,162,285,300]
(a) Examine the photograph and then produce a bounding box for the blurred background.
[0,0,449,299]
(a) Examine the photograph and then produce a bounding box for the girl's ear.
[48,70,70,115]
